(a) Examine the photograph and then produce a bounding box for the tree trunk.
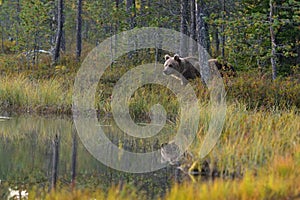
[180,0,189,57]
[215,27,220,56]
[269,0,277,80]
[61,1,65,52]
[114,0,120,57]
[50,1,56,48]
[221,0,225,59]
[115,0,120,31]
[16,0,21,47]
[126,0,136,29]
[147,0,151,16]
[140,0,146,26]
[190,0,197,55]
[197,0,210,53]
[76,0,82,62]
[52,0,64,66]
[197,0,210,84]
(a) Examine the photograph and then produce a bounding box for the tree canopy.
[0,0,299,77]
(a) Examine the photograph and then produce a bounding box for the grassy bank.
[0,74,73,114]
[1,51,300,115]
[164,154,300,200]
[193,103,300,177]
[0,70,299,116]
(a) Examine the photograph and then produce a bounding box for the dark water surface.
[0,115,184,198]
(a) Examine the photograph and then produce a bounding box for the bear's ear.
[174,54,181,62]
[164,54,171,61]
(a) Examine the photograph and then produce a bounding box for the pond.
[0,115,188,199]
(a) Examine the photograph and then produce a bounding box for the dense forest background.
[0,2,300,199]
[0,0,299,78]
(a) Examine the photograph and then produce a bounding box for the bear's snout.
[163,67,171,75]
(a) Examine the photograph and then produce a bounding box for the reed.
[27,154,299,200]
[0,74,72,114]
[164,154,300,200]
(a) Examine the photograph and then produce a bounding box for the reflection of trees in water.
[0,115,181,198]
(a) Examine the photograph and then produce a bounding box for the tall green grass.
[164,153,300,200]
[0,74,72,113]
[226,73,300,109]
[190,103,300,178]
[0,61,299,115]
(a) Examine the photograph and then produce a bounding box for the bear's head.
[163,54,184,75]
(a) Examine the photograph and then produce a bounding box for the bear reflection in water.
[160,141,212,179]
[160,141,198,174]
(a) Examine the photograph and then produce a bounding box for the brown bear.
[163,54,201,85]
[163,54,236,85]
